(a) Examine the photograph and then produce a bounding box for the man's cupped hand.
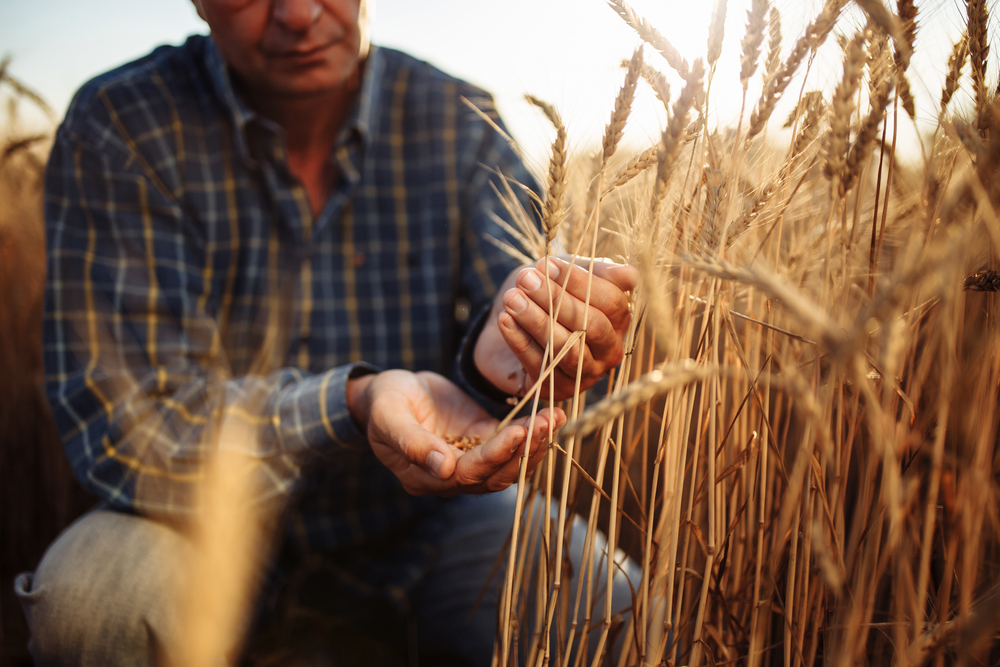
[347,370,565,496]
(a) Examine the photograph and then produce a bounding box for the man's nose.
[271,0,322,32]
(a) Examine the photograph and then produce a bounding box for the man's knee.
[14,509,192,666]
[414,487,642,665]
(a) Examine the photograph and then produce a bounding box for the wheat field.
[493,0,1000,665]
[4,0,1000,665]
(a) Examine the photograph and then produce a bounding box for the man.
[15,0,638,664]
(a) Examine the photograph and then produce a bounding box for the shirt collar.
[344,44,385,147]
[204,36,386,167]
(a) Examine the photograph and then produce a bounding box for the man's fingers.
[370,395,456,480]
[452,424,527,488]
[497,307,546,371]
[497,311,579,398]
[364,371,568,497]
[485,409,567,490]
[502,285,596,369]
[541,257,634,328]
[453,408,566,492]
[552,255,639,293]
[510,267,624,364]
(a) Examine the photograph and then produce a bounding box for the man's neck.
[247,87,351,157]
[243,76,361,217]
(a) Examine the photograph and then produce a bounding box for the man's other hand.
[346,370,565,496]
[474,256,639,401]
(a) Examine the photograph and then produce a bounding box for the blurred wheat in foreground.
[492,0,1000,665]
[0,57,99,667]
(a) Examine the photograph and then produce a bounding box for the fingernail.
[544,260,560,280]
[507,292,528,314]
[509,427,526,452]
[520,270,542,292]
[428,451,445,478]
[500,312,519,331]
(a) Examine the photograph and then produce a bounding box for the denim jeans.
[15,486,639,666]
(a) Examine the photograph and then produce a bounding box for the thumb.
[373,399,457,480]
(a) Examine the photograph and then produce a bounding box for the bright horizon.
[0,0,975,172]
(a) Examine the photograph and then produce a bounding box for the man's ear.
[190,0,207,22]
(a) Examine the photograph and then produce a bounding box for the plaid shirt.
[44,35,533,605]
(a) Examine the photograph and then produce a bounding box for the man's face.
[192,0,370,98]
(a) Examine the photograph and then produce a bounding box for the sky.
[0,0,976,172]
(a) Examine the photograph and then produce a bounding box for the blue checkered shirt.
[43,35,534,604]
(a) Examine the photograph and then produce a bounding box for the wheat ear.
[639,63,671,112]
[746,0,845,141]
[602,46,644,167]
[651,60,706,217]
[893,0,917,118]
[784,91,826,161]
[940,32,968,118]
[964,269,1000,292]
[562,362,721,438]
[526,95,568,245]
[764,7,782,83]
[603,144,658,197]
[729,180,778,246]
[852,0,907,62]
[740,0,769,89]
[823,31,865,189]
[606,0,689,76]
[707,0,729,68]
[681,254,848,352]
[842,30,894,195]
[967,0,990,134]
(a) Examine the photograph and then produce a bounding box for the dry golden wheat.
[739,0,769,88]
[707,0,729,68]
[526,95,568,245]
